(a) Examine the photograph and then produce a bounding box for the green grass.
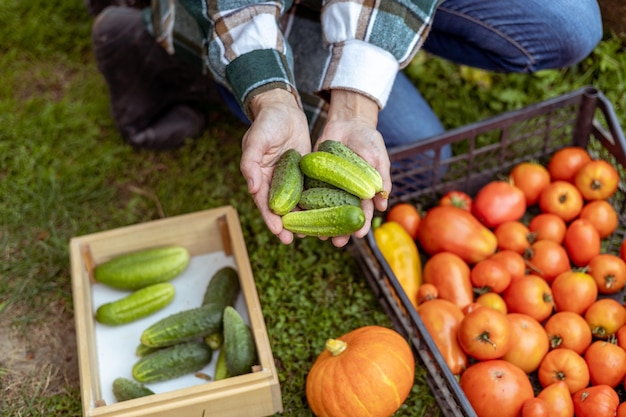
[1,0,625,415]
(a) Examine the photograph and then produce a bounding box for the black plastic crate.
[350,86,626,417]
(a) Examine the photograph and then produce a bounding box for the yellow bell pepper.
[373,220,422,311]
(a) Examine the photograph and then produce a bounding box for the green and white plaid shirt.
[148,0,441,134]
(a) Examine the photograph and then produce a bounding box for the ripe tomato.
[502,313,549,373]
[550,270,598,315]
[579,200,619,238]
[621,239,626,264]
[416,283,438,305]
[439,190,472,211]
[521,397,551,417]
[538,348,590,394]
[538,180,584,222]
[385,202,421,239]
[617,325,626,351]
[585,298,626,339]
[572,385,619,417]
[457,306,512,360]
[417,298,468,375]
[470,259,512,293]
[543,311,593,355]
[509,161,551,206]
[584,340,626,387]
[524,240,570,283]
[489,250,527,281]
[503,274,554,323]
[536,380,575,417]
[528,213,567,244]
[574,159,620,201]
[475,292,508,314]
[547,146,592,183]
[587,253,626,294]
[494,221,534,254]
[472,180,527,228]
[618,401,626,417]
[460,360,534,417]
[422,252,473,310]
[563,219,601,267]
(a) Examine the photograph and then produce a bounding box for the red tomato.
[416,283,438,305]
[494,221,533,254]
[460,360,534,417]
[547,146,592,183]
[588,254,626,294]
[538,348,590,394]
[563,219,601,267]
[439,190,472,211]
[524,240,571,284]
[521,397,551,417]
[584,340,626,387]
[509,161,551,206]
[550,270,598,315]
[621,239,626,264]
[543,311,593,355]
[585,298,626,339]
[472,180,527,228]
[536,380,575,417]
[470,259,512,293]
[579,200,619,238]
[422,252,473,310]
[385,203,421,239]
[574,159,620,201]
[457,306,512,360]
[572,385,619,417]
[503,274,554,323]
[538,180,584,222]
[502,313,550,373]
[528,213,567,244]
[619,402,626,417]
[489,250,527,281]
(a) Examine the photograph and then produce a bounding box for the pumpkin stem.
[325,338,347,356]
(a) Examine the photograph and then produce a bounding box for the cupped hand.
[240,89,311,245]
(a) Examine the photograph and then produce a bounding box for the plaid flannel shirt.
[148,0,441,134]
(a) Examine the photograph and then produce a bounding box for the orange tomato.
[618,401,626,417]
[572,385,619,417]
[417,298,468,375]
[502,313,549,373]
[584,340,626,387]
[536,380,575,417]
[470,259,512,293]
[422,252,473,310]
[503,274,554,322]
[439,190,472,211]
[547,146,592,183]
[457,306,512,360]
[574,159,620,201]
[538,348,590,394]
[460,360,534,417]
[563,219,601,267]
[585,298,626,339]
[521,397,551,417]
[494,221,534,254]
[617,325,626,351]
[538,180,583,222]
[621,239,626,264]
[489,250,527,281]
[543,311,593,355]
[528,213,567,244]
[386,202,421,239]
[524,240,571,283]
[509,161,551,206]
[475,292,508,314]
[472,180,527,229]
[416,283,438,305]
[550,270,597,315]
[579,200,619,238]
[587,253,626,294]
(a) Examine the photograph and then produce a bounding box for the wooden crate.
[69,206,283,417]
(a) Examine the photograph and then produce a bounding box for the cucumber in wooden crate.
[94,245,190,290]
[223,306,258,377]
[112,377,154,402]
[95,282,176,326]
[132,342,213,383]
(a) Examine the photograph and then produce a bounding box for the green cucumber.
[223,306,258,377]
[136,343,163,357]
[298,187,361,210]
[132,342,212,383]
[269,149,304,215]
[299,152,376,200]
[304,175,337,190]
[112,377,154,402]
[204,332,223,350]
[214,348,230,381]
[318,140,383,192]
[95,283,175,326]
[202,266,240,306]
[281,205,366,237]
[94,245,190,290]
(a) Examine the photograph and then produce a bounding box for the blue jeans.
[219,0,602,149]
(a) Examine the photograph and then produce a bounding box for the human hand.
[240,89,311,245]
[317,90,391,248]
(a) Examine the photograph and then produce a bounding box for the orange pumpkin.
[305,325,415,417]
